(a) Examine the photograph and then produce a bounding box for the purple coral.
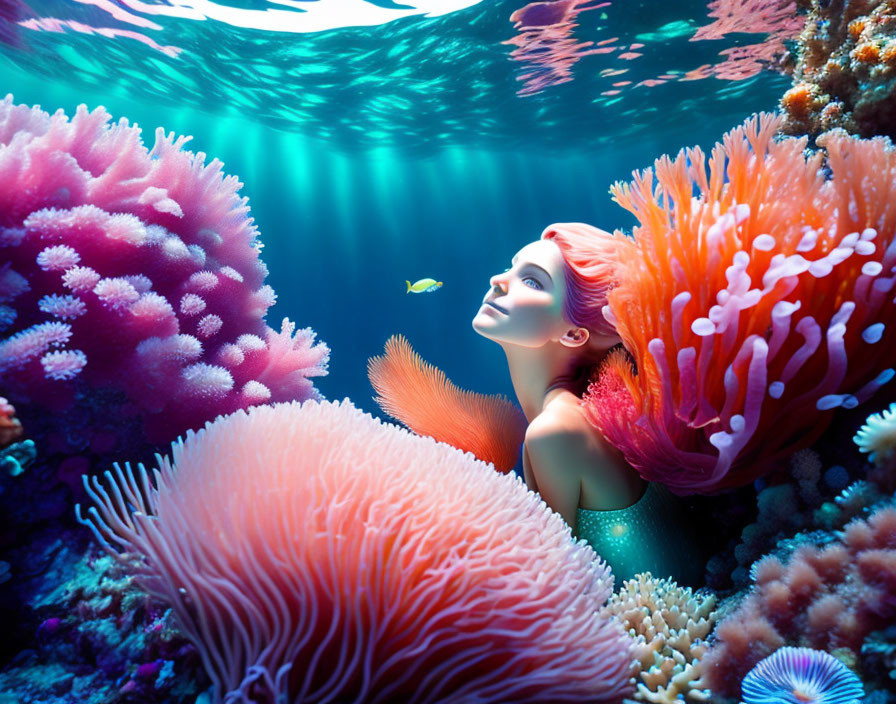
[0,95,328,448]
[742,647,864,704]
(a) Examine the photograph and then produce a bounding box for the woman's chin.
[471,315,498,338]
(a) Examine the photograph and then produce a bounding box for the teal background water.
[0,0,790,418]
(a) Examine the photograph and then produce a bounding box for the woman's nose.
[489,272,508,292]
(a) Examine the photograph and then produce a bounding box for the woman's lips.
[484,300,507,314]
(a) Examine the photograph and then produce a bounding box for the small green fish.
[406,278,443,294]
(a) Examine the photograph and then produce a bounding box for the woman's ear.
[559,326,590,348]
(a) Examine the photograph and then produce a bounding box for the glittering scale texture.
[77,400,635,704]
[741,646,864,704]
[583,112,896,494]
[0,96,329,447]
[601,572,717,703]
[575,482,699,583]
[697,505,896,698]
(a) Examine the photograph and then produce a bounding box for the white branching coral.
[854,402,896,465]
[601,573,717,703]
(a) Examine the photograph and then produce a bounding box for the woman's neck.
[501,344,589,422]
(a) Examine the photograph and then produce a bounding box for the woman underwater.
[471,223,700,584]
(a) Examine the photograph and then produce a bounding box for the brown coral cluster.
[697,505,896,697]
[602,573,717,703]
[781,0,896,139]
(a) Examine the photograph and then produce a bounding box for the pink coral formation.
[78,399,634,703]
[780,0,896,140]
[583,112,896,494]
[0,96,328,448]
[698,506,896,698]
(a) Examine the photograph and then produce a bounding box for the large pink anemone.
[77,399,634,703]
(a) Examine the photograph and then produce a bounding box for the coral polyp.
[742,646,864,704]
[854,402,896,466]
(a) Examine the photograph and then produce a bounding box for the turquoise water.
[6,3,896,704]
[2,0,790,412]
[3,0,786,151]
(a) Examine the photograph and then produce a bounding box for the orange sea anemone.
[584,113,896,494]
[881,40,896,64]
[781,82,819,122]
[852,41,881,64]
[848,18,867,40]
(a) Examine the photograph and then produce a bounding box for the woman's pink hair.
[541,222,622,340]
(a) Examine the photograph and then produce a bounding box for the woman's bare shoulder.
[524,411,597,480]
[525,393,593,444]
[525,392,641,508]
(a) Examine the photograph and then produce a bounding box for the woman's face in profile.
[472,239,570,347]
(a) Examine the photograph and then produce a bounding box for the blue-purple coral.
[742,647,864,704]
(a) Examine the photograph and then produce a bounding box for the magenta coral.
[584,113,896,494]
[0,96,328,447]
[77,400,634,703]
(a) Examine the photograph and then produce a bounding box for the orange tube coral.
[584,113,896,493]
[368,335,526,474]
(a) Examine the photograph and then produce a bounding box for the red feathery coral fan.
[0,96,328,449]
[77,400,634,703]
[584,113,896,494]
[368,334,527,474]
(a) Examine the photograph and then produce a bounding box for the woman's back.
[529,391,702,585]
[526,390,643,511]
